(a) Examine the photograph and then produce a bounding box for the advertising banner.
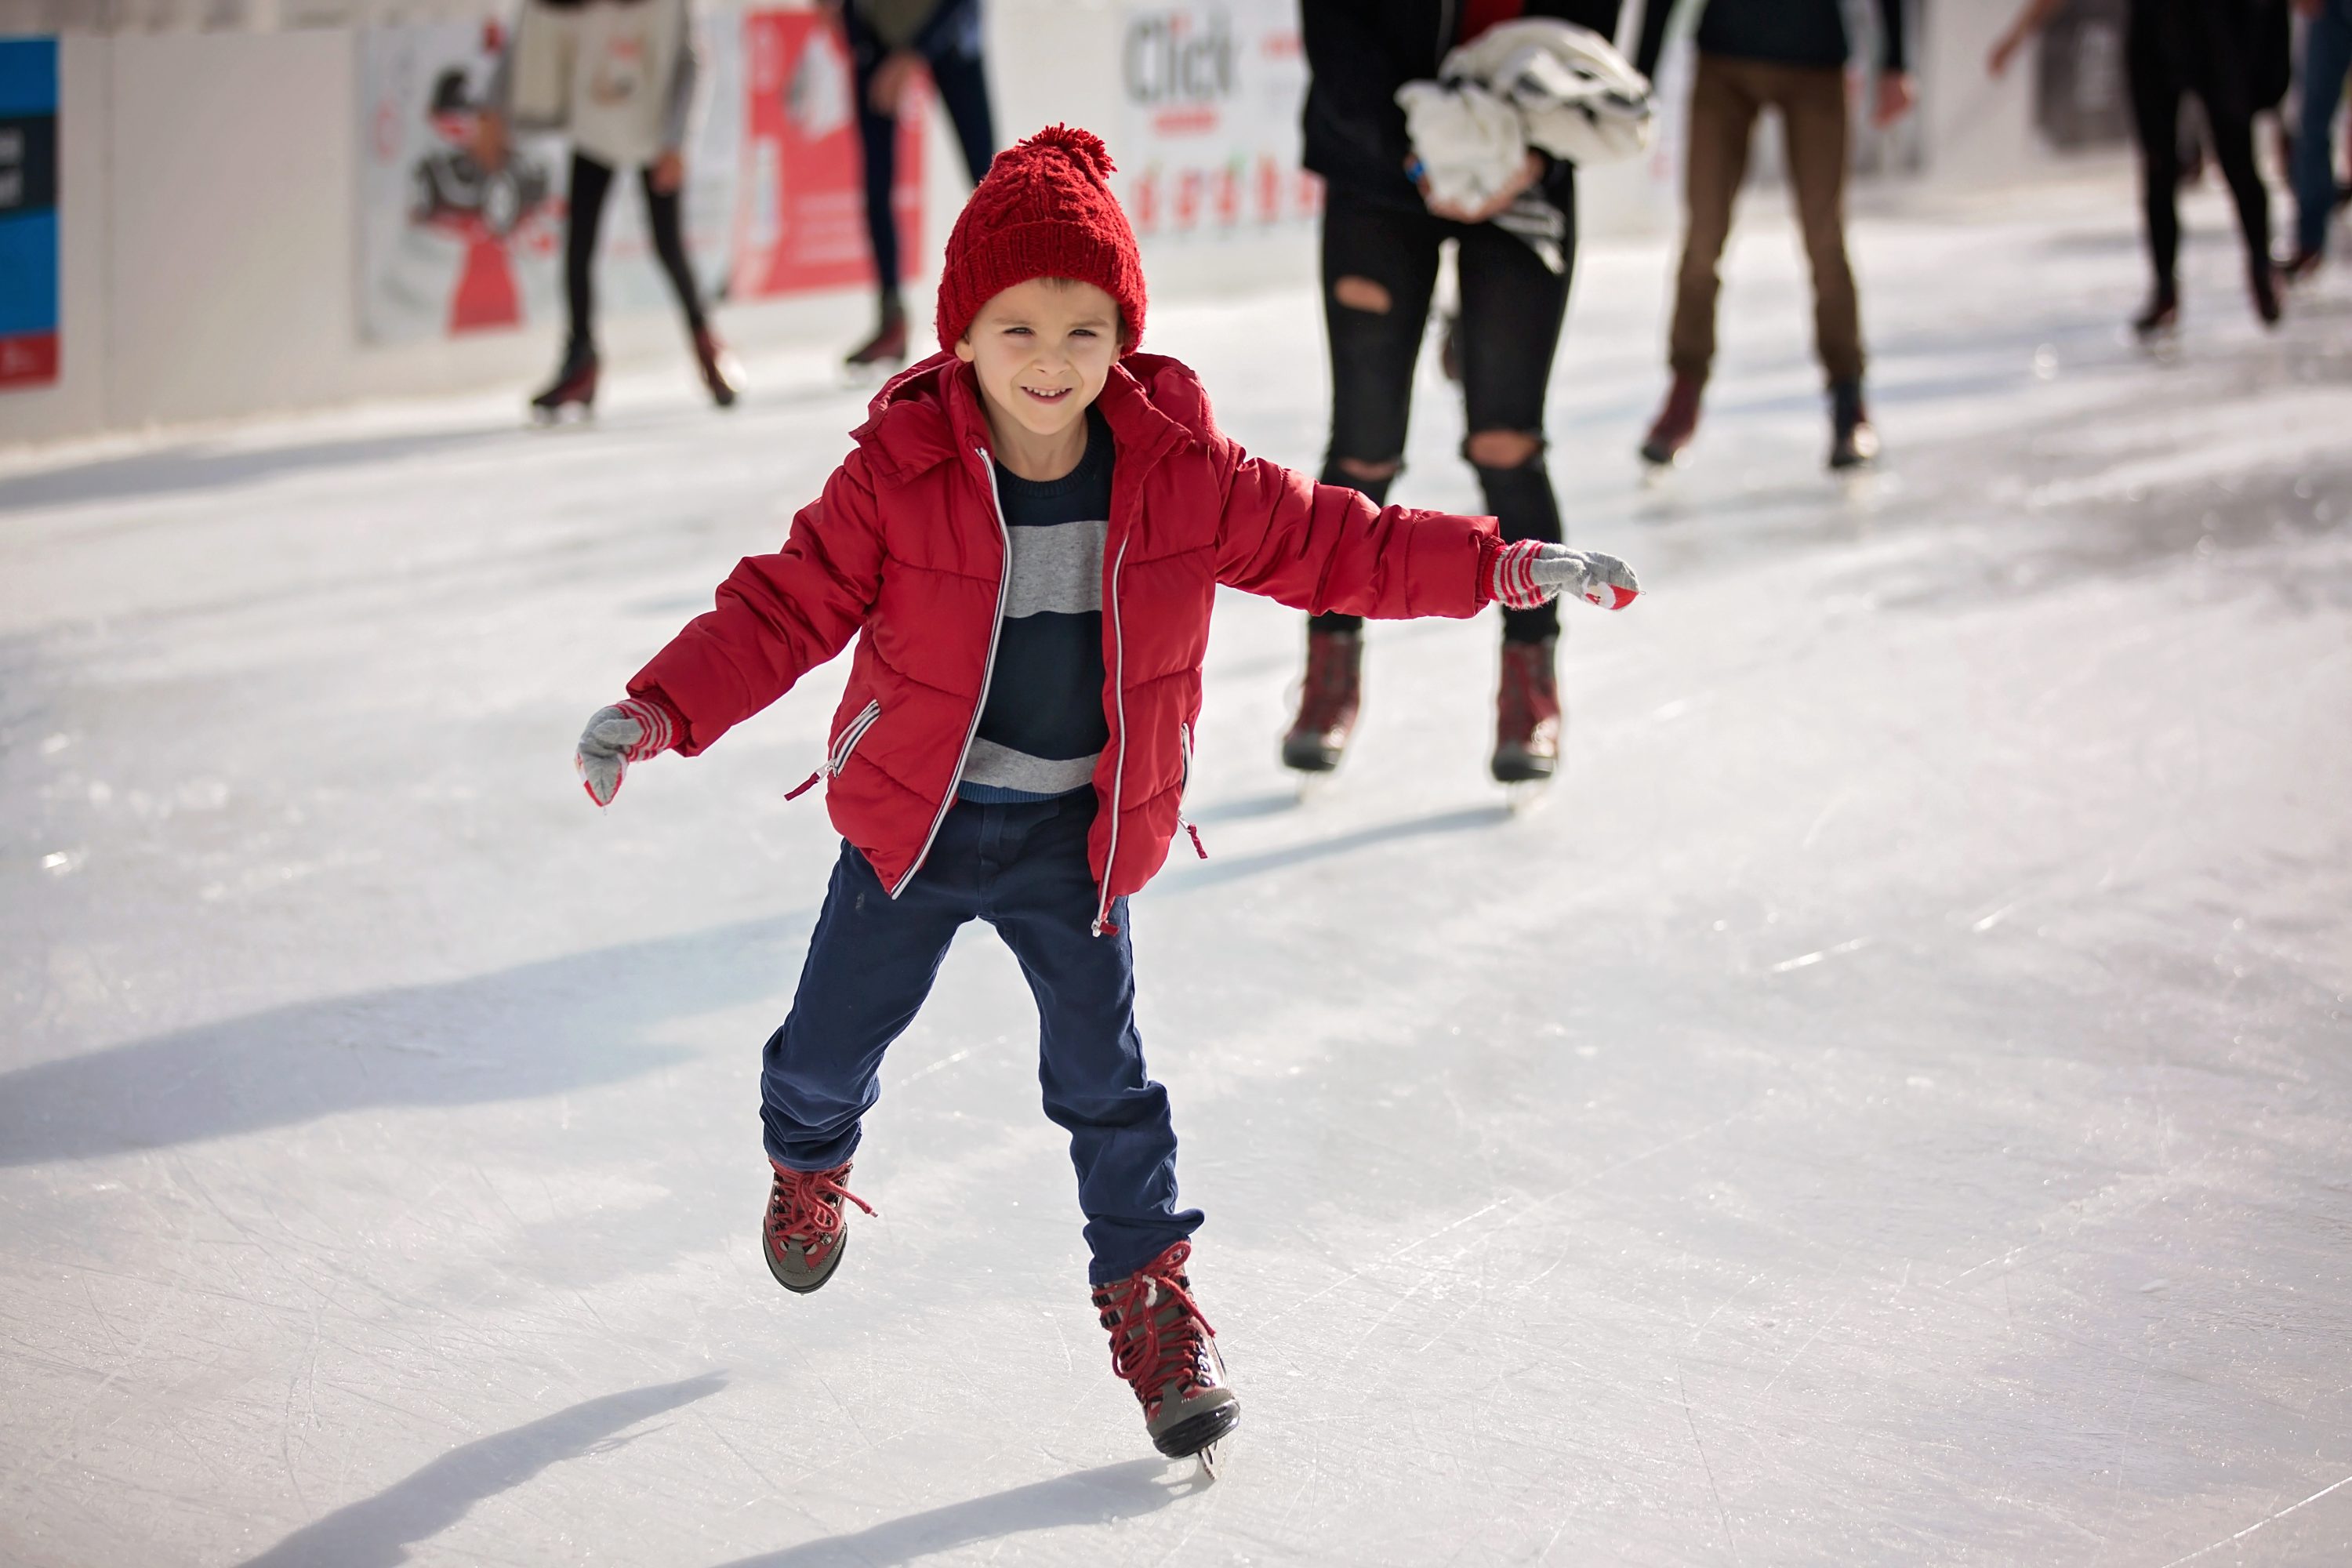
[356,14,739,344]
[733,7,923,299]
[0,38,60,390]
[1112,2,1319,243]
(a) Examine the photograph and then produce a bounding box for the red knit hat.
[935,125,1148,354]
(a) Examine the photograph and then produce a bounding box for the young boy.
[572,125,1639,1464]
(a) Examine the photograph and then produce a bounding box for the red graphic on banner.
[0,332,59,388]
[447,227,524,333]
[735,9,924,299]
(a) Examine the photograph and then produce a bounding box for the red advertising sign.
[734,9,924,299]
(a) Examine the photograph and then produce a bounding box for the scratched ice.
[4,178,2350,1566]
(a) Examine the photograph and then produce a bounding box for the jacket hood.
[850,351,1209,487]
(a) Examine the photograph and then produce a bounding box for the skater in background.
[2284,0,2352,279]
[570,127,1639,1466]
[826,0,999,372]
[1991,0,2282,335]
[1632,0,1915,474]
[478,0,739,419]
[1284,0,1632,787]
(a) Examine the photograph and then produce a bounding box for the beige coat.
[499,0,699,168]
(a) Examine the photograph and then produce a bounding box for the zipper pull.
[1179,812,1207,860]
[784,769,824,800]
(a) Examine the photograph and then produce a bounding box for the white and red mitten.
[575,697,677,806]
[1491,541,1640,611]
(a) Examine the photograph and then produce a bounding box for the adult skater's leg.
[1645,53,1761,466]
[983,792,1232,1461]
[1456,209,1572,782]
[921,0,997,186]
[638,165,739,406]
[1777,64,1879,469]
[844,4,909,370]
[564,151,614,354]
[2288,0,2352,274]
[532,151,614,417]
[2183,1,2279,322]
[757,815,974,1290]
[1281,188,1443,774]
[2127,12,2187,333]
[984,794,1200,1282]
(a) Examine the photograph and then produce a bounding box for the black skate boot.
[530,338,598,423]
[694,326,742,408]
[1639,373,1703,467]
[844,294,909,376]
[2249,263,2282,328]
[761,1159,873,1294]
[1093,1242,1240,1465]
[1281,628,1362,773]
[1492,635,1562,783]
[2132,285,2180,343]
[1828,379,1879,472]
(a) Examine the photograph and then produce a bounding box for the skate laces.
[1094,1242,1216,1416]
[767,1162,873,1249]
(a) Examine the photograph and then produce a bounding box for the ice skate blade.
[838,358,906,390]
[1294,770,1338,805]
[1503,778,1554,815]
[529,403,595,429]
[1153,1399,1241,1461]
[1196,1441,1223,1482]
[1639,455,1682,489]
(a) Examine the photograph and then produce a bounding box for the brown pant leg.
[1774,64,1864,385]
[1668,55,1763,382]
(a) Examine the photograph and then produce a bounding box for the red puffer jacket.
[629,350,1505,932]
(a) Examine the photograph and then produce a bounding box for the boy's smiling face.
[955,278,1123,479]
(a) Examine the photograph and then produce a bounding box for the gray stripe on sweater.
[958,737,1100,794]
[1000,518,1107,620]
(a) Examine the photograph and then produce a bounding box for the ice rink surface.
[4,176,2350,1566]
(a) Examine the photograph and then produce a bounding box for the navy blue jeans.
[2296,0,2352,257]
[844,0,996,296]
[761,792,1200,1284]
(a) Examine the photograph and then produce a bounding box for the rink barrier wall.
[0,0,2059,449]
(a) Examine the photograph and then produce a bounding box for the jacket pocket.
[787,699,880,801]
[829,699,883,775]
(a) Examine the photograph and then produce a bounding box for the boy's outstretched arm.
[1210,445,1638,618]
[575,452,888,805]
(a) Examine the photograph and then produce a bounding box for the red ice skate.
[1093,1241,1240,1466]
[761,1160,873,1294]
[1639,373,1704,468]
[844,297,909,376]
[529,339,598,423]
[694,327,742,408]
[1492,635,1562,783]
[1281,628,1362,773]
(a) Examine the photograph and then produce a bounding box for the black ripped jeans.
[1312,182,1575,644]
[2127,0,2271,296]
[564,150,706,354]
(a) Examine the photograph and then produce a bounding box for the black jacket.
[1632,0,1908,82]
[1301,0,1626,212]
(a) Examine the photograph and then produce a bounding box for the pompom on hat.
[935,125,1149,354]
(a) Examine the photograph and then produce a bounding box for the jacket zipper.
[1092,535,1133,936]
[1174,720,1206,860]
[785,698,881,800]
[890,449,1014,898]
